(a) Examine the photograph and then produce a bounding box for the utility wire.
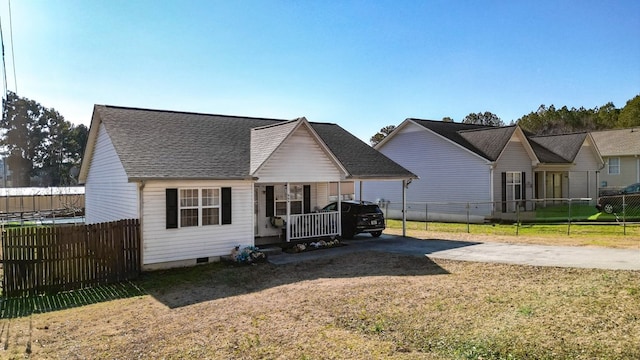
[0,14,7,99]
[7,0,15,94]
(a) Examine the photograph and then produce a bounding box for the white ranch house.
[79,106,415,270]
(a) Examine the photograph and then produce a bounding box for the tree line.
[371,94,640,145]
[1,91,88,187]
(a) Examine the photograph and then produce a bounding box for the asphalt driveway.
[268,234,640,270]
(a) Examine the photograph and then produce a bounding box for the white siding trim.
[254,125,343,183]
[141,180,254,265]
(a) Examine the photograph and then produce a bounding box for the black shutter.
[266,186,274,217]
[166,188,178,229]
[501,172,507,213]
[221,187,232,225]
[303,185,311,213]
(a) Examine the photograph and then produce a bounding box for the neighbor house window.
[179,188,220,227]
[608,157,620,175]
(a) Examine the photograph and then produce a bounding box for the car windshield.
[623,184,640,193]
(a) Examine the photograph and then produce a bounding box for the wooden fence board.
[1,219,140,297]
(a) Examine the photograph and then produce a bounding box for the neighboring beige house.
[358,119,604,221]
[591,128,640,191]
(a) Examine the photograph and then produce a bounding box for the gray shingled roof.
[410,118,587,164]
[459,126,517,161]
[591,128,640,156]
[91,105,415,181]
[528,133,588,162]
[311,122,416,179]
[409,119,495,159]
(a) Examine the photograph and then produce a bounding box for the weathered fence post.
[425,203,428,231]
[516,201,520,236]
[567,198,572,236]
[466,202,470,233]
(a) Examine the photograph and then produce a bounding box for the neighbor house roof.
[590,128,640,156]
[80,105,416,182]
[408,119,498,160]
[528,133,588,162]
[405,118,591,164]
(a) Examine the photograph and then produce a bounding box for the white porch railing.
[289,211,340,241]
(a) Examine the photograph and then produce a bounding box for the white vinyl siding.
[84,123,138,224]
[254,126,343,183]
[359,122,492,218]
[568,144,601,198]
[141,180,253,265]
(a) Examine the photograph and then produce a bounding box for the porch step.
[260,246,283,257]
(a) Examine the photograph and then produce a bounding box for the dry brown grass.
[2,248,639,359]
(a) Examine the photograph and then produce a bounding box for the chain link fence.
[378,197,639,236]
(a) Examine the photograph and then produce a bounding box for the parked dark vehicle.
[596,183,640,214]
[322,200,385,239]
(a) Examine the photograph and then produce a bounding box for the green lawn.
[386,218,640,240]
[535,203,640,222]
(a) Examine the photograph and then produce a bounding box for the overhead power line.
[7,0,16,93]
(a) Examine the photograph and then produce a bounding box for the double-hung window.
[179,188,220,227]
[608,157,620,175]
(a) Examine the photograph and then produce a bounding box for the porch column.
[543,171,546,206]
[402,179,407,237]
[337,181,342,236]
[286,182,291,242]
[359,180,363,201]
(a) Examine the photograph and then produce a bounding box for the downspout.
[489,163,495,216]
[402,179,408,237]
[359,180,363,201]
[138,181,146,268]
[286,182,291,242]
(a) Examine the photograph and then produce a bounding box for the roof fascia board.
[128,176,258,182]
[495,126,540,165]
[78,106,102,184]
[409,119,493,163]
[373,119,409,149]
[585,133,605,165]
[348,175,419,181]
[251,118,350,177]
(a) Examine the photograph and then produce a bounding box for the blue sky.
[1,0,639,142]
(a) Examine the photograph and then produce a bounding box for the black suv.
[596,183,640,214]
[322,200,385,239]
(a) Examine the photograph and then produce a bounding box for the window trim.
[178,187,221,228]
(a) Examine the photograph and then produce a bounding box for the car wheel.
[603,203,615,214]
[371,231,382,238]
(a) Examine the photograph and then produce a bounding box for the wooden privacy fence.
[1,219,141,297]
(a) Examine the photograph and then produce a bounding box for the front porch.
[254,182,346,243]
[255,211,342,246]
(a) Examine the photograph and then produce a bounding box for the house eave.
[347,174,419,181]
[128,176,258,182]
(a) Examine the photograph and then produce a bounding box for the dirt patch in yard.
[2,249,638,359]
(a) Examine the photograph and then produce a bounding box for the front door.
[546,172,563,203]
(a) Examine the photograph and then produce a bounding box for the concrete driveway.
[268,234,640,270]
